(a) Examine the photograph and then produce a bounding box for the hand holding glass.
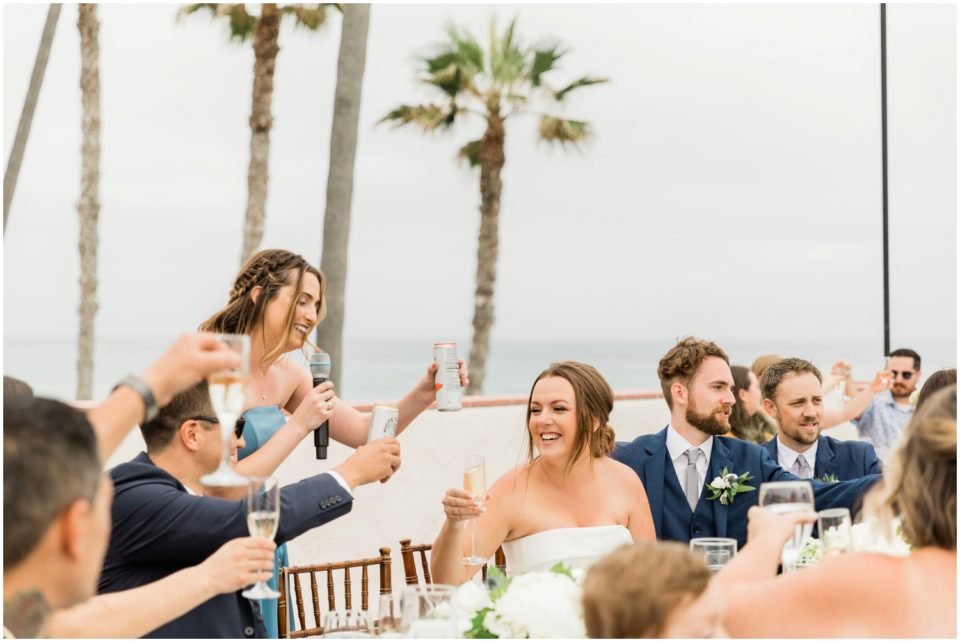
[242,476,280,599]
[201,333,250,488]
[758,481,815,573]
[462,455,486,565]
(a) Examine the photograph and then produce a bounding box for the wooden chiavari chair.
[278,546,392,638]
[399,539,506,585]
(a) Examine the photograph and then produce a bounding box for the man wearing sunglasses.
[851,348,922,463]
[98,381,400,638]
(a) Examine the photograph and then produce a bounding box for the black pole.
[880,4,891,356]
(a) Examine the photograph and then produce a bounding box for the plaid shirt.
[851,390,914,462]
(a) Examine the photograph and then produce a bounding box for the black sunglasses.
[890,370,914,381]
[188,415,245,439]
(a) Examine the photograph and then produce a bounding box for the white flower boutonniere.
[705,467,756,505]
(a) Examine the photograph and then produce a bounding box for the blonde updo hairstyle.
[861,384,956,550]
[525,361,616,472]
[200,249,326,369]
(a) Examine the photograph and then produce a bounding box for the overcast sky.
[4,3,956,352]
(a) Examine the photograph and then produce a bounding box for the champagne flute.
[200,333,250,487]
[758,480,815,573]
[818,508,853,556]
[242,476,280,599]
[462,455,486,565]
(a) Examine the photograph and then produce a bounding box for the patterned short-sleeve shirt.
[851,390,914,462]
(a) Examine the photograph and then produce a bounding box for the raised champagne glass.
[242,476,281,599]
[758,480,815,573]
[462,454,486,565]
[200,333,250,487]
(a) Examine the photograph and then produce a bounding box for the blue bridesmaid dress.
[237,405,291,638]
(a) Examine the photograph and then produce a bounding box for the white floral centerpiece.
[794,517,911,568]
[454,564,586,639]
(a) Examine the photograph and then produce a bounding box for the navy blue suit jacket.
[612,428,881,549]
[761,434,882,481]
[99,452,353,638]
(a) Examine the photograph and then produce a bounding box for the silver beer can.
[433,342,462,411]
[367,405,399,442]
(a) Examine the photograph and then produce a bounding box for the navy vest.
[660,450,717,543]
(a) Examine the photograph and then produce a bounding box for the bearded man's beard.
[686,399,732,436]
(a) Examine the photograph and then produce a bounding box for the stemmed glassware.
[462,455,486,565]
[758,480,815,573]
[818,508,853,556]
[200,333,250,487]
[242,476,280,599]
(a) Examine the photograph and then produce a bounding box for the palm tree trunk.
[4,3,61,233]
[316,3,371,393]
[77,3,101,400]
[240,2,280,265]
[466,115,505,395]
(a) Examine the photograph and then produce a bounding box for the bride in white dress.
[431,362,655,583]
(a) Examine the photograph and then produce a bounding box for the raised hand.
[334,437,402,489]
[441,488,491,526]
[140,333,243,406]
[289,380,337,435]
[199,537,277,595]
[746,505,818,545]
[418,359,470,401]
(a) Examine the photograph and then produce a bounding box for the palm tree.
[4,3,62,233]
[315,3,370,393]
[382,19,607,394]
[179,3,332,265]
[77,3,101,400]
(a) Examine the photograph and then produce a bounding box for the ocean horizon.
[4,334,956,403]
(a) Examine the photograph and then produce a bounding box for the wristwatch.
[113,374,159,425]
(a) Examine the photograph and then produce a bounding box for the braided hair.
[200,249,326,368]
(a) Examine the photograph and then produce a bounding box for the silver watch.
[114,374,159,424]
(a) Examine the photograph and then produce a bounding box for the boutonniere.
[815,472,839,484]
[706,467,756,505]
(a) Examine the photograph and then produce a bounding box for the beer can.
[433,342,462,411]
[367,405,399,442]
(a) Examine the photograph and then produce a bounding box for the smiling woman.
[429,361,656,585]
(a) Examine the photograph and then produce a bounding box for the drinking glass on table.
[462,455,487,565]
[322,610,373,638]
[375,593,402,638]
[690,537,737,571]
[200,333,250,487]
[400,584,460,638]
[818,508,853,556]
[759,480,815,573]
[242,476,280,599]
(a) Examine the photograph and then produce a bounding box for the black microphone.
[309,352,332,459]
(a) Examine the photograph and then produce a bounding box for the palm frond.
[178,3,256,41]
[553,76,609,102]
[280,4,330,31]
[457,139,482,167]
[379,103,459,131]
[527,43,566,88]
[538,116,591,144]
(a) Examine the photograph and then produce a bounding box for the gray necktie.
[683,448,703,510]
[795,454,812,479]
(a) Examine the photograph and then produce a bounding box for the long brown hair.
[861,384,956,550]
[525,361,616,473]
[200,249,325,368]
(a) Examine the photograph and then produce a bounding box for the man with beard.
[613,337,880,548]
[760,359,882,481]
[851,348,922,462]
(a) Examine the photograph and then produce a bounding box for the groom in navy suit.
[760,358,882,481]
[613,337,880,549]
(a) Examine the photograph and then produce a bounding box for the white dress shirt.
[183,471,352,495]
[776,437,819,479]
[666,424,713,502]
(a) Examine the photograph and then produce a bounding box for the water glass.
[759,480,815,573]
[400,584,461,638]
[322,610,372,638]
[818,508,852,556]
[375,593,402,638]
[689,537,737,571]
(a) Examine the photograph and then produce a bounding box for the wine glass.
[462,454,486,565]
[242,476,280,599]
[200,333,250,487]
[818,508,853,556]
[689,537,737,571]
[758,480,815,573]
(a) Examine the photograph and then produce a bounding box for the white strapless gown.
[499,525,633,575]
